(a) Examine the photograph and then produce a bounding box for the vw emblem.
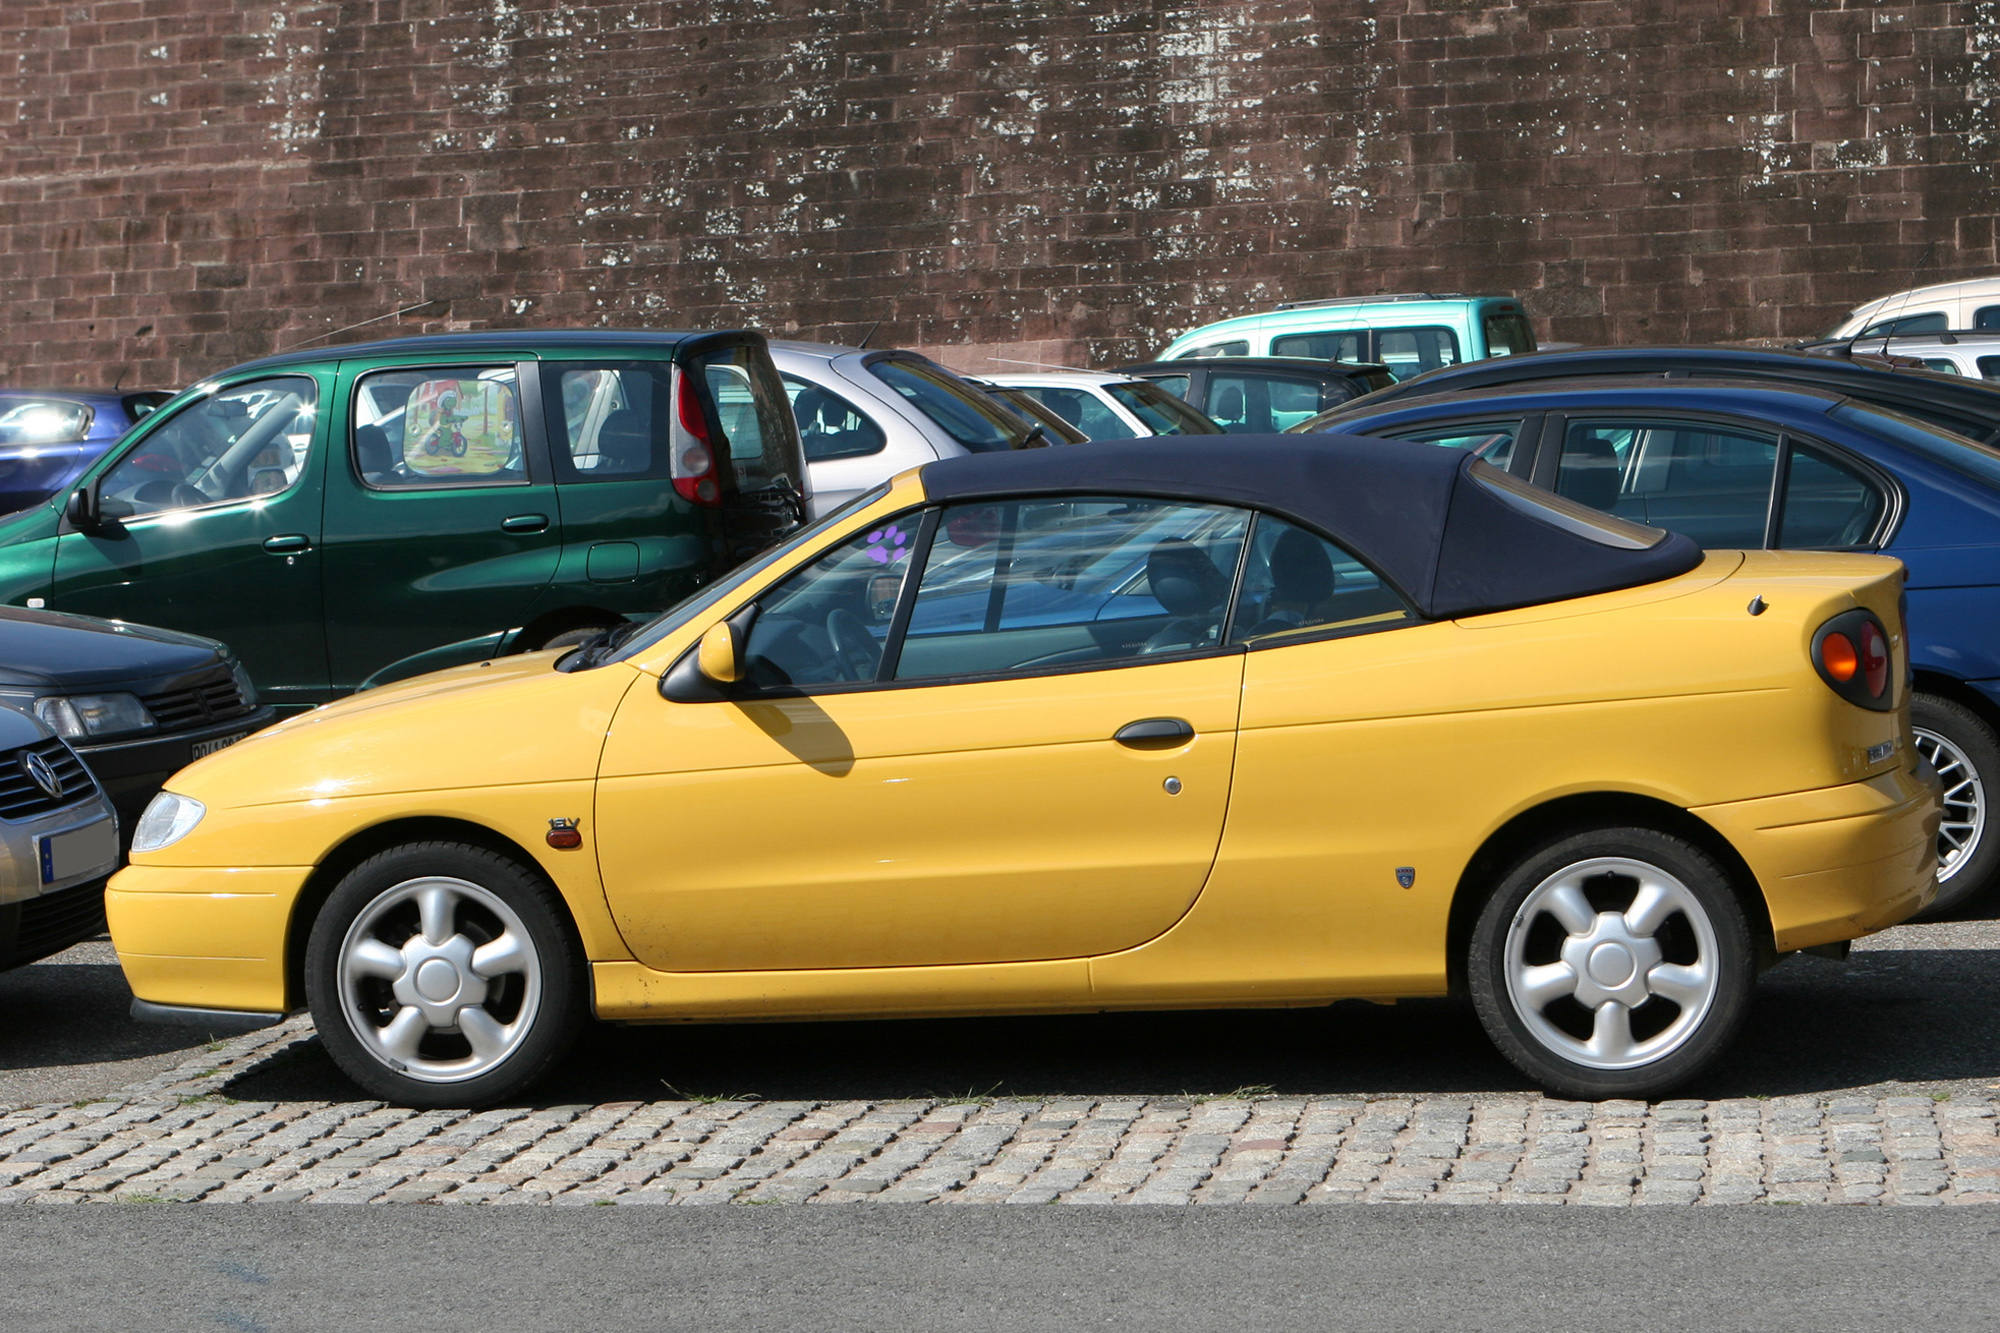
[21,751,62,800]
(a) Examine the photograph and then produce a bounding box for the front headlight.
[131,791,205,853]
[227,658,258,709]
[32,693,157,740]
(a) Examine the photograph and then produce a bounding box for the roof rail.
[1270,293,1472,311]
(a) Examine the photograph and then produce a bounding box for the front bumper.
[1692,764,1941,953]
[106,863,303,1014]
[77,706,277,830]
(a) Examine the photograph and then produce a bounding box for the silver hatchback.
[769,342,1039,515]
[0,704,119,970]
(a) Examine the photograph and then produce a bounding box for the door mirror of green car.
[62,485,99,532]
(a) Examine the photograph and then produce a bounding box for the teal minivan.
[1,331,807,712]
[1156,294,1537,379]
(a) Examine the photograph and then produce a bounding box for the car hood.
[163,651,642,810]
[0,607,224,689]
[0,702,55,751]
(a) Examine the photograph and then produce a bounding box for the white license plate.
[193,732,248,759]
[38,818,117,885]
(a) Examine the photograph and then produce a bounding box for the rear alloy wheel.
[1911,693,2000,917]
[306,842,584,1107]
[1469,828,1754,1100]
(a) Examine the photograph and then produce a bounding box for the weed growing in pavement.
[1931,1091,1953,1102]
[203,1040,229,1054]
[177,1093,239,1107]
[69,1098,108,1109]
[1194,1084,1277,1101]
[932,1081,1004,1106]
[659,1081,759,1104]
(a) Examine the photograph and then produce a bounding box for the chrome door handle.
[262,534,311,554]
[501,513,550,534]
[1114,717,1195,746]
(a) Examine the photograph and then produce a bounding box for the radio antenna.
[279,299,448,352]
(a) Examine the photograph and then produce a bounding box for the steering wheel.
[169,482,210,511]
[825,608,883,682]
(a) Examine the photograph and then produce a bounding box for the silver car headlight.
[132,791,205,853]
[32,693,157,740]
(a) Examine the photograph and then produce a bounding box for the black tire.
[305,841,585,1108]
[1468,826,1755,1101]
[1911,692,2000,917]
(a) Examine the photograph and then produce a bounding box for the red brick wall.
[3,0,1997,388]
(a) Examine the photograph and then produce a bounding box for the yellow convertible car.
[109,436,1937,1105]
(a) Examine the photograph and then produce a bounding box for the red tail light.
[1811,610,1894,711]
[670,368,723,507]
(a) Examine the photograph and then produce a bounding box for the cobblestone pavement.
[2,1012,1997,1208]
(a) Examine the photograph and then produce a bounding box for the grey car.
[769,342,1039,514]
[0,705,119,970]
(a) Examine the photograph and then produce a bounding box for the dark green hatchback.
[0,330,808,710]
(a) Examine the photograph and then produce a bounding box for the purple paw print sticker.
[864,524,910,564]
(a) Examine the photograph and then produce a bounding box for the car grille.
[141,666,252,732]
[2,879,107,970]
[0,738,94,821]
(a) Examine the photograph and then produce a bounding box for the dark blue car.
[0,390,173,517]
[1312,377,2000,914]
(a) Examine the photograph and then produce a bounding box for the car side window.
[1858,312,1948,338]
[1272,331,1364,362]
[550,364,668,481]
[1014,387,1137,441]
[1374,327,1462,379]
[739,516,921,688]
[1778,443,1887,549]
[1921,358,1963,376]
[1147,374,1192,400]
[893,498,1249,681]
[1226,515,1415,645]
[353,367,526,489]
[1976,306,2000,331]
[1385,420,1522,471]
[780,374,887,461]
[1978,356,2000,381]
[868,359,1031,452]
[1483,312,1536,357]
[98,376,317,519]
[1207,374,1322,432]
[1556,418,1778,548]
[1183,341,1249,358]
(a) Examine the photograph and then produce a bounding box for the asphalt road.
[3,1204,1998,1332]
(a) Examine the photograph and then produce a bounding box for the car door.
[51,373,331,708]
[320,358,560,690]
[594,494,1251,972]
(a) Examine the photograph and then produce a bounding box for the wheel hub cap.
[1502,856,1722,1072]
[1565,917,1661,1008]
[335,875,542,1085]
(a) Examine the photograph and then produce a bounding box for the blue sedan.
[1310,377,2000,914]
[0,390,173,517]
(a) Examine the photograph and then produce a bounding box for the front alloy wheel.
[307,842,583,1107]
[1470,828,1753,1100]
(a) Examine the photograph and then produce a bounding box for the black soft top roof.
[920,434,1703,620]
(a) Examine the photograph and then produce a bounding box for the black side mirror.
[63,486,99,532]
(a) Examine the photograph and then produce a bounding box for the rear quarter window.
[690,343,804,494]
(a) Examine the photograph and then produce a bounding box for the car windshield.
[869,359,1033,452]
[1106,382,1222,434]
[606,485,892,665]
[1829,401,2000,491]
